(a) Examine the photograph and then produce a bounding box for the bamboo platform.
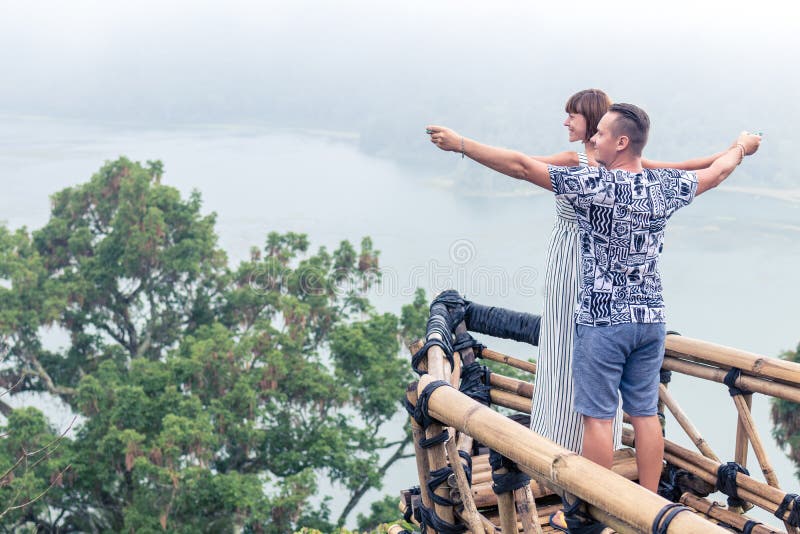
[396,292,800,534]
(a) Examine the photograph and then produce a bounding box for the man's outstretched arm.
[695,132,762,196]
[426,125,553,191]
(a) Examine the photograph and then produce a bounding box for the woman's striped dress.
[529,153,623,453]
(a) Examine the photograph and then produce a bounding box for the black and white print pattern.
[549,166,697,326]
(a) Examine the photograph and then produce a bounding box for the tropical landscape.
[1,1,799,532]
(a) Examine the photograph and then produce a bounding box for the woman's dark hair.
[565,89,612,142]
[608,103,650,156]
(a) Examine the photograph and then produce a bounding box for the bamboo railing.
[397,295,800,533]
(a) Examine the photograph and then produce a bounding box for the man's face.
[589,112,618,167]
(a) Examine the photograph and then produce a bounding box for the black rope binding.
[427,466,457,506]
[659,369,672,385]
[459,361,491,406]
[742,519,760,534]
[657,464,688,502]
[453,331,484,357]
[412,380,451,430]
[775,493,800,527]
[418,503,467,534]
[716,461,750,508]
[724,367,753,397]
[403,396,416,418]
[458,450,473,483]
[488,449,530,494]
[418,429,449,449]
[465,301,541,347]
[411,314,455,376]
[429,289,469,331]
[651,503,691,534]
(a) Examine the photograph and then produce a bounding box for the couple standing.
[427,89,761,531]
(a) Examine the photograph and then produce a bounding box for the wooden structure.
[397,294,800,534]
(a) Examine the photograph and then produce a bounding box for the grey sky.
[1,0,796,127]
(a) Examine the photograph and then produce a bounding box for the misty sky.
[1,0,797,135]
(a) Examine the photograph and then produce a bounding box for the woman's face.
[563,112,588,143]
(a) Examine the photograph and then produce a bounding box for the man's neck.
[607,153,643,173]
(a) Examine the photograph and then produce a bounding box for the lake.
[2,114,799,528]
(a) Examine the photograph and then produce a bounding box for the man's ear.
[616,135,629,152]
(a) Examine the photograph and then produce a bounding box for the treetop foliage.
[0,157,426,532]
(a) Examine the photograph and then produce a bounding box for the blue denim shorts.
[572,322,666,419]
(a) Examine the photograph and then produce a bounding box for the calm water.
[2,115,799,527]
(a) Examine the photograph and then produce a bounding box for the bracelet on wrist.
[735,143,746,162]
[461,137,465,159]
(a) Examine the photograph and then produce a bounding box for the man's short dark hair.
[608,103,650,156]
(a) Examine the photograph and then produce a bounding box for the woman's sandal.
[549,510,569,532]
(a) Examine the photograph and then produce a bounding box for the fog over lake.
[1,0,799,528]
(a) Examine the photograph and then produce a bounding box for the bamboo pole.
[733,393,752,475]
[417,375,730,534]
[457,432,474,458]
[468,450,640,508]
[454,321,477,366]
[625,428,800,523]
[493,468,519,534]
[408,492,422,528]
[490,388,533,413]
[665,335,800,386]
[423,333,455,530]
[661,356,800,403]
[658,383,720,462]
[406,383,434,512]
[514,484,544,534]
[730,395,794,533]
[476,511,500,534]
[444,437,485,534]
[451,351,462,388]
[680,493,783,534]
[480,347,538,375]
[731,394,780,488]
[490,372,534,398]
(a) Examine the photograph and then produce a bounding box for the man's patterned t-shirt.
[549,165,698,326]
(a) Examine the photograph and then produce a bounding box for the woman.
[427,89,725,530]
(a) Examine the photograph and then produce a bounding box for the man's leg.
[581,416,614,469]
[629,415,664,492]
[619,323,666,493]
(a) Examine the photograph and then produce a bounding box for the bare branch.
[26,355,77,397]
[0,416,77,485]
[0,465,72,520]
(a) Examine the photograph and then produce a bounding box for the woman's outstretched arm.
[426,125,553,191]
[529,151,579,166]
[642,148,729,170]
[695,132,762,195]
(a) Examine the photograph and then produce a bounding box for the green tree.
[0,157,415,532]
[772,340,800,479]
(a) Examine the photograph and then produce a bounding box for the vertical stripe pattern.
[530,152,623,453]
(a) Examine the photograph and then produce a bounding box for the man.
[426,105,761,498]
